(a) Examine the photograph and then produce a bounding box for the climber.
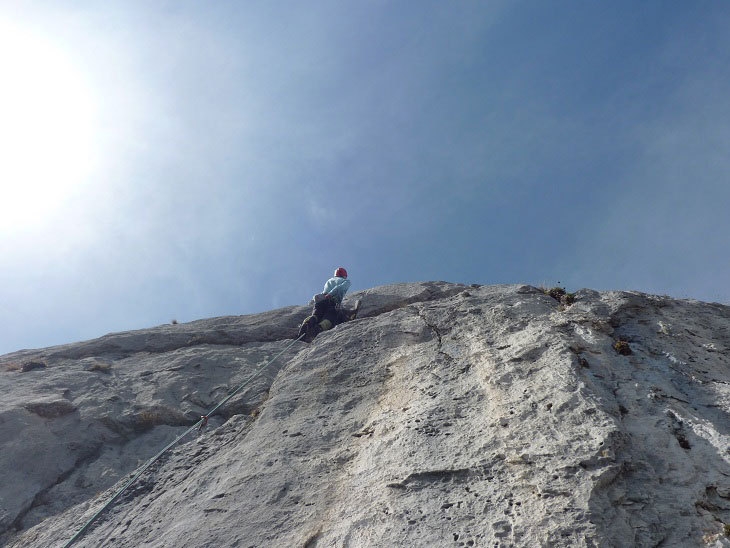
[297,267,360,342]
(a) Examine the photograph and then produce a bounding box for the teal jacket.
[321,276,351,305]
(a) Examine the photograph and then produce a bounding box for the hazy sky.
[1,1,729,355]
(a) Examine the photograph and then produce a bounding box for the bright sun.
[0,19,98,231]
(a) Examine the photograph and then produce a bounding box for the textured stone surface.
[3,282,730,547]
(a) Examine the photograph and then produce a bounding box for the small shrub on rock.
[21,361,47,372]
[544,286,576,306]
[613,340,632,355]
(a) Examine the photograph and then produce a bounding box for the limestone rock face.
[3,282,730,547]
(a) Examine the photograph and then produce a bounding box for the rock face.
[2,282,730,547]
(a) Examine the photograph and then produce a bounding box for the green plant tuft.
[613,340,632,355]
[544,286,576,307]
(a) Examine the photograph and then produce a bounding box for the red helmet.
[334,267,348,278]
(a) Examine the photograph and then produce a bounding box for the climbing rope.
[63,333,305,548]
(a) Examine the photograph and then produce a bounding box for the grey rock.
[2,282,730,547]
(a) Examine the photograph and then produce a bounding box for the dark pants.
[298,296,358,341]
[312,298,344,326]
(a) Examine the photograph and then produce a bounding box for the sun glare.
[0,19,98,231]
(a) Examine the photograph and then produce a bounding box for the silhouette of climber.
[298,267,360,342]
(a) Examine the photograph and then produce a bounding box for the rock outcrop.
[2,282,730,547]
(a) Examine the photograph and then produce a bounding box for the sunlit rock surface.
[3,282,730,547]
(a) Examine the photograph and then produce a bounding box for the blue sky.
[1,1,729,355]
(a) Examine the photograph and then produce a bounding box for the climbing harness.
[63,333,305,548]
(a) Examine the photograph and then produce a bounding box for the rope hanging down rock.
[63,333,305,548]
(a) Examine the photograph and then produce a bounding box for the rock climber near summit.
[298,267,361,342]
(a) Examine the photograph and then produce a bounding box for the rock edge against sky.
[2,282,730,547]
